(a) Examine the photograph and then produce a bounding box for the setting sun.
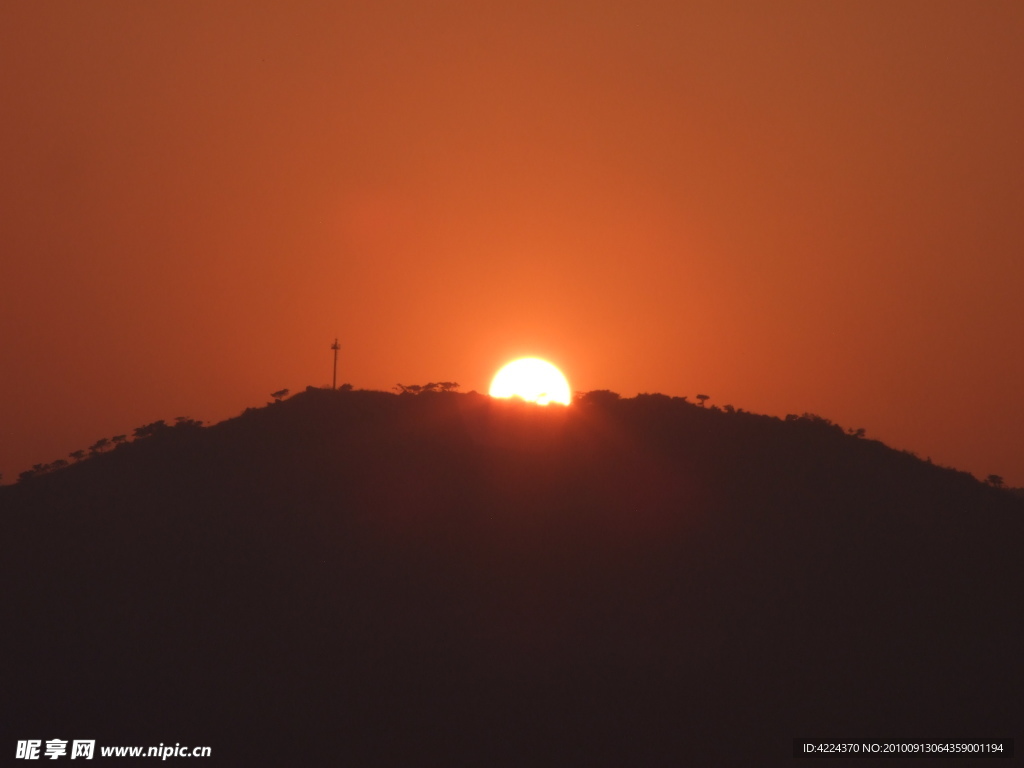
[489,358,571,405]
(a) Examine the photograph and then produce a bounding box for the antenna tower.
[331,338,341,390]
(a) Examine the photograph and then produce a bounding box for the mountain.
[3,388,1021,765]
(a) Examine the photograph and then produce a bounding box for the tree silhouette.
[575,390,621,406]
[89,438,111,455]
[133,420,168,439]
[271,389,290,402]
[394,382,459,395]
[69,450,86,462]
[696,394,709,408]
[987,474,1005,488]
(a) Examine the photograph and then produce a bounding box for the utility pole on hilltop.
[331,338,341,390]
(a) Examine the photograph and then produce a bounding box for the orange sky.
[2,1,1022,486]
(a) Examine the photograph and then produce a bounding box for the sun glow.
[489,358,572,405]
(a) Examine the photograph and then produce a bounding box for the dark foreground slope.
[3,389,1021,765]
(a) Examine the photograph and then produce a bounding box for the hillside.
[3,388,1021,765]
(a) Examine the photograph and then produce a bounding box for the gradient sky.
[2,1,1022,486]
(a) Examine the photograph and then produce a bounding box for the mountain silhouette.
[3,387,1021,765]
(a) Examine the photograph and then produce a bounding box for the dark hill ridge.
[3,388,1021,765]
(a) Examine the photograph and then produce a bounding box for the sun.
[489,358,572,406]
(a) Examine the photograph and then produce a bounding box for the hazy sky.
[2,1,1022,485]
